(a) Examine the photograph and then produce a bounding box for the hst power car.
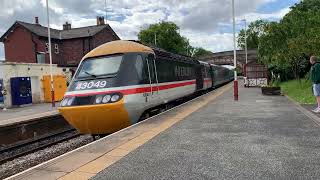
[59,40,233,135]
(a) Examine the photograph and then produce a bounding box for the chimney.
[63,22,72,30]
[35,17,39,25]
[96,16,105,25]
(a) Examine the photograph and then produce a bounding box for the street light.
[46,0,55,107]
[242,19,248,65]
[242,19,248,87]
[232,0,238,101]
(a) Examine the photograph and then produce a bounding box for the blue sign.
[10,77,32,106]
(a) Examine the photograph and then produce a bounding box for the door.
[10,77,32,106]
[0,79,3,104]
[195,65,203,91]
[145,54,159,105]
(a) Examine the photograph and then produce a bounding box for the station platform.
[8,82,320,180]
[0,103,59,127]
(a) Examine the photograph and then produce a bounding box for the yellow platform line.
[58,84,232,180]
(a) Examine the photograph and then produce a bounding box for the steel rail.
[0,128,79,164]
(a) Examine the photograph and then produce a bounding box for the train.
[58,40,234,135]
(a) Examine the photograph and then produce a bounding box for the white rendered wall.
[0,62,71,108]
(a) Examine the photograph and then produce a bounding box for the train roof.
[199,61,210,65]
[82,40,199,65]
[82,40,155,60]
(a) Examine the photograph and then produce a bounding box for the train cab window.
[76,55,123,79]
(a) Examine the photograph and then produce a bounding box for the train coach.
[59,40,233,135]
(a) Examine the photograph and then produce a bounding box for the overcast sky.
[0,0,300,60]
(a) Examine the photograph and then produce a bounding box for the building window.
[54,44,59,54]
[45,43,49,53]
[36,53,45,64]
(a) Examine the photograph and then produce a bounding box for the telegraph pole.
[232,0,238,101]
[46,0,55,107]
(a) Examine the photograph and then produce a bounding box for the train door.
[209,66,214,88]
[145,54,159,105]
[0,79,3,104]
[204,66,208,89]
[195,65,203,91]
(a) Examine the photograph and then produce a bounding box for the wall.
[4,25,36,63]
[33,36,64,66]
[0,62,71,108]
[92,27,120,48]
[61,38,84,65]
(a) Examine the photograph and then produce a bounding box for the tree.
[192,47,212,57]
[257,0,320,79]
[237,20,270,49]
[138,22,191,55]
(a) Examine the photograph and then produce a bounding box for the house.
[0,16,120,68]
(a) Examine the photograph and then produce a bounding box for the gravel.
[0,135,93,179]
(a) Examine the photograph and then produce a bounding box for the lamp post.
[242,19,248,65]
[232,0,238,101]
[242,19,248,87]
[46,0,55,107]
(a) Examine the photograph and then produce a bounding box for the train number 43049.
[75,81,107,90]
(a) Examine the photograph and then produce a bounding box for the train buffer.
[8,82,320,180]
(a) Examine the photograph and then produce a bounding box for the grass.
[280,79,316,104]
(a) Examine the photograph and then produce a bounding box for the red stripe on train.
[65,80,196,97]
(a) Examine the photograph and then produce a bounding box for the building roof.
[0,21,119,42]
[199,49,257,59]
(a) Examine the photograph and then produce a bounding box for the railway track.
[0,114,77,165]
[0,128,79,164]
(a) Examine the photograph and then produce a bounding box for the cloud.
[181,30,235,52]
[238,6,291,23]
[0,0,293,60]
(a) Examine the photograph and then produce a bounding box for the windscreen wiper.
[84,71,97,77]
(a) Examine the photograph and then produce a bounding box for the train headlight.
[61,98,69,107]
[111,94,120,102]
[95,95,103,104]
[102,95,111,103]
[67,97,75,106]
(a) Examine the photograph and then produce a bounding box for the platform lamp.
[242,19,248,87]
[46,0,55,107]
[232,0,239,101]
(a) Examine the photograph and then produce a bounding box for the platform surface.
[0,103,59,127]
[8,83,320,180]
[93,85,320,179]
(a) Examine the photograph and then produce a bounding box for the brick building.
[0,16,120,67]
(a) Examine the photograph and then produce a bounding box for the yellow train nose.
[58,99,131,134]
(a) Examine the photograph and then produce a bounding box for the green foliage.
[192,47,212,57]
[257,0,320,80]
[138,22,191,55]
[280,79,316,104]
[238,20,270,49]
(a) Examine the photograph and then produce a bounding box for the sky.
[0,0,301,60]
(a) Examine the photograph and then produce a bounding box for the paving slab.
[93,85,320,180]
[0,103,59,126]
